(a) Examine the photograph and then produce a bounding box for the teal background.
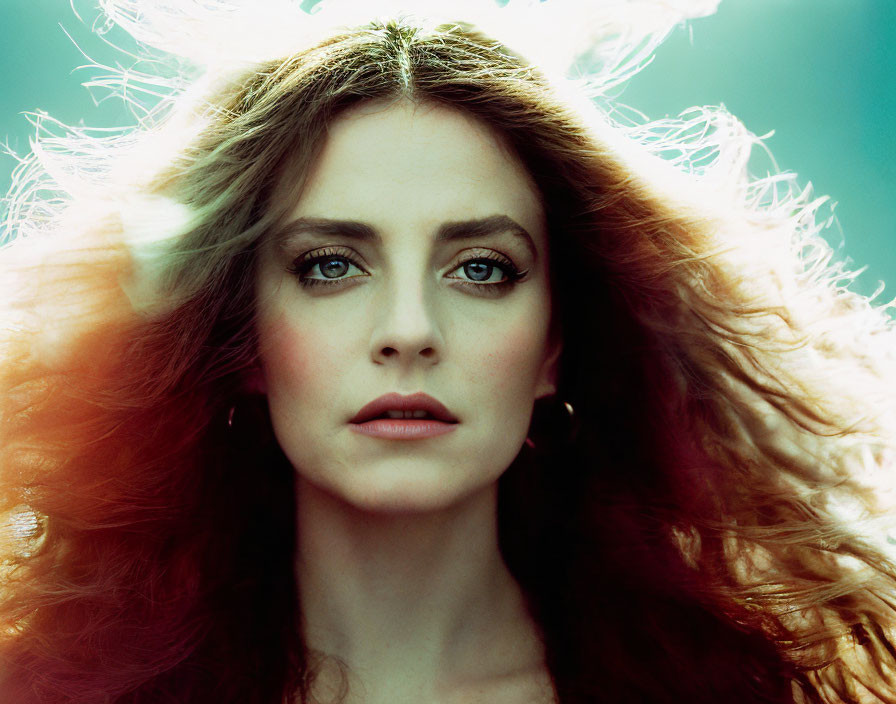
[2,0,893,297]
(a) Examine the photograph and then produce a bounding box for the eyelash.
[287,246,529,295]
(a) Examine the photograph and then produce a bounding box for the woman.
[1,2,895,702]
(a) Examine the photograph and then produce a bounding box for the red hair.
[2,8,895,703]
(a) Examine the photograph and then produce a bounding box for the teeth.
[383,410,431,419]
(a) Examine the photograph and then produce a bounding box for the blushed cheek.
[479,322,549,391]
[259,310,314,396]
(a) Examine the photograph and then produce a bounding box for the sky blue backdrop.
[2,0,893,298]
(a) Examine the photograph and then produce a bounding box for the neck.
[295,477,544,700]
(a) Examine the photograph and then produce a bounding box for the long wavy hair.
[2,3,896,703]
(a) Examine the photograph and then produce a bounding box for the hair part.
[2,9,896,703]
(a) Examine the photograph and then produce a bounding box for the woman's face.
[255,98,560,512]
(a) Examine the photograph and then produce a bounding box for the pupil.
[322,259,348,278]
[466,262,492,282]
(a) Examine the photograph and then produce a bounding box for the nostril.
[378,347,435,359]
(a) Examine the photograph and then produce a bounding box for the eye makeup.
[286,246,367,289]
[286,245,529,295]
[272,215,539,263]
[445,248,529,296]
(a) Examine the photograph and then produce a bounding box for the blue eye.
[287,247,367,289]
[287,248,528,294]
[446,257,528,294]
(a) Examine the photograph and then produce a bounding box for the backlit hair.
[1,2,895,702]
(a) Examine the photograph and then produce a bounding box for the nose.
[370,273,442,368]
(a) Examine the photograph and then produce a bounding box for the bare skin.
[297,479,556,704]
[255,98,561,703]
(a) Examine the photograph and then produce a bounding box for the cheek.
[258,310,336,399]
[468,310,549,392]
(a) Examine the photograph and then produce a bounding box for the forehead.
[284,98,547,249]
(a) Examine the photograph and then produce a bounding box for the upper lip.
[350,392,458,424]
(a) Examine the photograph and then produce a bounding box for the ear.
[534,335,562,400]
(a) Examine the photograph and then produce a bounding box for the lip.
[349,392,458,425]
[349,418,458,440]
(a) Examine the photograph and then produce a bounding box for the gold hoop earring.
[525,397,576,450]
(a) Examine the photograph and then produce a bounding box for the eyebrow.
[272,214,538,261]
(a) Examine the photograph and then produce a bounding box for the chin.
[309,469,500,515]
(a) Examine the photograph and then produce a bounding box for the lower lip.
[349,419,458,439]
